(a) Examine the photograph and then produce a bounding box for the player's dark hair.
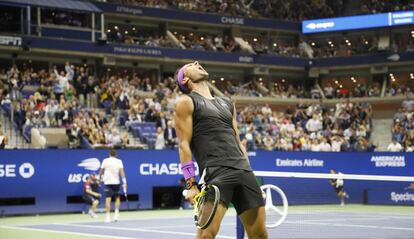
[110,149,117,157]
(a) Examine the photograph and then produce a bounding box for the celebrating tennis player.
[174,61,268,238]
[99,149,127,223]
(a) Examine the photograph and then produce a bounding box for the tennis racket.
[124,189,129,210]
[184,184,220,229]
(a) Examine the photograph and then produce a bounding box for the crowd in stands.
[174,32,240,53]
[385,83,414,97]
[41,9,91,28]
[389,98,414,152]
[103,0,413,21]
[0,62,181,149]
[360,0,414,15]
[237,100,375,152]
[1,61,413,152]
[106,26,177,48]
[219,79,388,99]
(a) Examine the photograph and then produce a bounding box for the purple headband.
[176,65,189,94]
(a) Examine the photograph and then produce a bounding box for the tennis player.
[330,169,349,206]
[99,149,127,223]
[174,61,267,239]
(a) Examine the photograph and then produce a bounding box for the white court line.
[0,225,136,239]
[284,220,414,231]
[53,223,236,239]
[141,222,236,229]
[288,217,390,223]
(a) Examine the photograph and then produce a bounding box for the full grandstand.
[0,1,413,239]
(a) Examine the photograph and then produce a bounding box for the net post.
[236,216,245,239]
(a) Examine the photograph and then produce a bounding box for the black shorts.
[334,186,344,194]
[104,184,120,198]
[203,166,264,215]
[83,195,98,205]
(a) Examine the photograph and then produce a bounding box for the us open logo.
[68,158,101,183]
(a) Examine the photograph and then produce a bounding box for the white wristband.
[122,178,127,184]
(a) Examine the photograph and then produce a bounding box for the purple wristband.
[181,161,195,180]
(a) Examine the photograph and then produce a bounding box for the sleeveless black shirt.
[188,91,251,173]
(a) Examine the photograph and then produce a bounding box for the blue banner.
[95,2,299,31]
[303,11,414,33]
[24,36,414,68]
[25,37,308,67]
[0,150,413,215]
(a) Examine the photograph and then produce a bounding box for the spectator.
[53,65,70,100]
[164,120,177,149]
[306,114,322,133]
[319,137,332,152]
[387,138,403,152]
[155,126,165,150]
[0,127,8,149]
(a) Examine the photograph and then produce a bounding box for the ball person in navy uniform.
[175,61,267,239]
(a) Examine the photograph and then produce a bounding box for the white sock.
[106,212,110,218]
[115,209,119,214]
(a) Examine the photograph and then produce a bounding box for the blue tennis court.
[2,205,414,239]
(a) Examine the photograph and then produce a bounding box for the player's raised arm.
[174,94,198,203]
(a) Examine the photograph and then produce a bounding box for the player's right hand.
[184,187,200,205]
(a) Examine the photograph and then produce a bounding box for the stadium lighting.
[311,42,315,46]
[200,37,204,41]
[330,44,334,47]
[334,80,339,84]
[220,77,224,81]
[410,73,414,79]
[107,29,111,33]
[339,85,343,88]
[132,27,136,31]
[282,79,286,83]
[273,43,277,47]
[328,41,332,44]
[351,77,355,80]
[345,39,349,43]
[114,26,118,30]
[253,38,258,42]
[212,80,216,84]
[274,83,278,86]
[347,42,352,46]
[125,31,128,34]
[190,32,194,36]
[259,77,263,81]
[365,41,369,44]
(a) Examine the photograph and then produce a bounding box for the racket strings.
[194,185,219,229]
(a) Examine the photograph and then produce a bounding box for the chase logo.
[77,158,101,171]
[19,163,35,179]
[0,162,34,179]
